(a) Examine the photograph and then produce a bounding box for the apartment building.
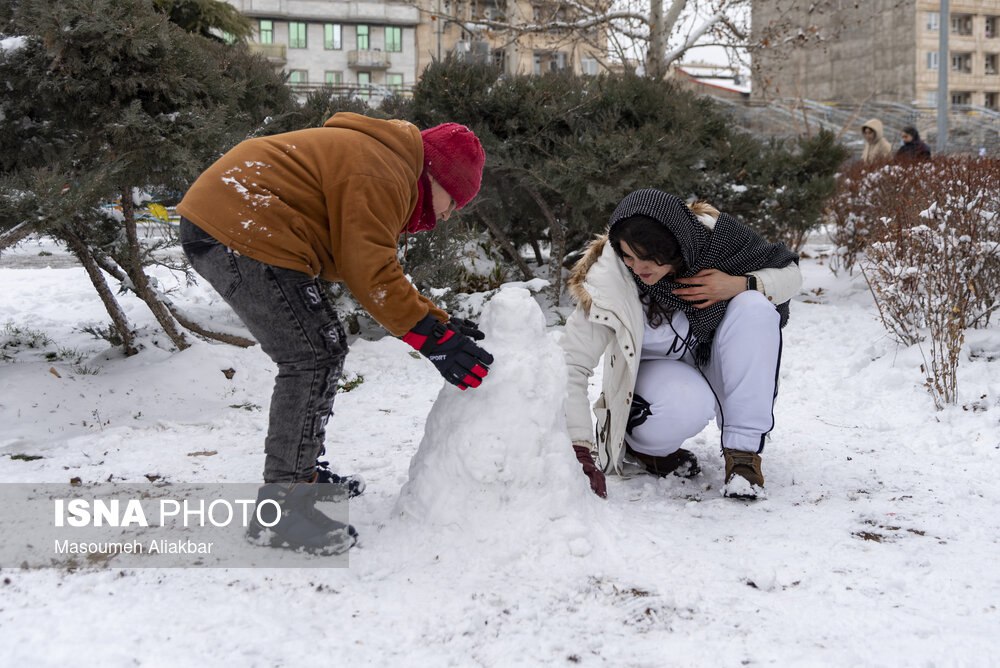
[751,0,1000,110]
[920,3,1000,109]
[224,0,606,99]
[225,0,422,99]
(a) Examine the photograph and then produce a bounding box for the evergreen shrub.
[404,60,846,302]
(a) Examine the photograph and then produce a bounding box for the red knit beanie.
[420,123,485,209]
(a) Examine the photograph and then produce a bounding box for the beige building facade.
[224,0,606,100]
[415,0,606,76]
[752,0,1000,110]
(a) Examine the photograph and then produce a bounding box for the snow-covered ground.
[1,234,999,666]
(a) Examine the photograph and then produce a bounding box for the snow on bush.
[825,158,1000,408]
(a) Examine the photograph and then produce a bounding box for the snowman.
[395,287,599,530]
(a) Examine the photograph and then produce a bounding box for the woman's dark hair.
[608,215,685,270]
[608,215,686,328]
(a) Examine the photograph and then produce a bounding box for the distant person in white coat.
[861,118,893,163]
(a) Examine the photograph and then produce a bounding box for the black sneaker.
[314,459,366,501]
[625,443,701,478]
[246,482,358,555]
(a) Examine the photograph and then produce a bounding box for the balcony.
[348,50,391,70]
[453,40,492,64]
[249,42,287,66]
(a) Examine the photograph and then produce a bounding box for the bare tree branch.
[412,0,749,77]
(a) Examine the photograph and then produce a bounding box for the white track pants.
[626,290,782,456]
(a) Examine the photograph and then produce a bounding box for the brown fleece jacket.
[177,112,447,336]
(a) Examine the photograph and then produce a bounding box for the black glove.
[572,444,607,498]
[448,317,485,341]
[402,314,493,390]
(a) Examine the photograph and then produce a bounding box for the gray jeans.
[180,218,348,483]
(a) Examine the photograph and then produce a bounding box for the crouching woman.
[562,189,802,499]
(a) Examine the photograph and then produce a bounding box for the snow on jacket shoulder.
[177,113,446,336]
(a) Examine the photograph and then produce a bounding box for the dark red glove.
[403,314,493,390]
[573,444,607,498]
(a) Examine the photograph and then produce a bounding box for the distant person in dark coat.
[895,126,932,162]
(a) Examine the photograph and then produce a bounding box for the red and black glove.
[403,314,493,390]
[448,317,485,341]
[572,444,607,499]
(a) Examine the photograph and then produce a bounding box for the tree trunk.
[119,189,190,351]
[529,239,544,266]
[647,0,666,79]
[90,250,126,282]
[474,212,534,281]
[0,221,36,254]
[549,214,567,306]
[91,249,257,348]
[525,186,566,305]
[164,303,257,348]
[63,229,138,356]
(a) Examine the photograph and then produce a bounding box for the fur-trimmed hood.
[566,234,610,314]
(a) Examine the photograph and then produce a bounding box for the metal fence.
[713,97,1000,157]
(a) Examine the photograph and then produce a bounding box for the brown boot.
[625,443,700,478]
[723,448,764,498]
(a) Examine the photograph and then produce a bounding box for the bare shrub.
[841,158,1000,408]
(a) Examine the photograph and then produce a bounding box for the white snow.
[1,236,999,665]
[0,36,27,53]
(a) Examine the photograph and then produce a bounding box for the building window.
[356,71,371,101]
[926,12,939,31]
[986,54,999,76]
[985,92,998,110]
[325,71,343,86]
[385,26,402,53]
[951,14,973,36]
[987,17,998,39]
[289,22,307,49]
[581,57,599,75]
[386,73,404,92]
[259,19,273,45]
[926,52,938,70]
[533,51,567,74]
[288,70,308,85]
[484,6,505,21]
[951,91,972,105]
[356,25,369,51]
[325,24,342,50]
[951,52,972,74]
[925,90,938,107]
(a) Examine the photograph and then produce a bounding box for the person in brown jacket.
[177,113,493,555]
